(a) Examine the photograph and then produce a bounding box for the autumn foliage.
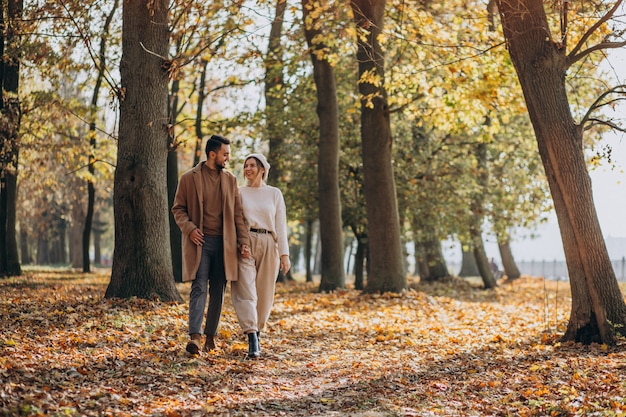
[2,271,626,416]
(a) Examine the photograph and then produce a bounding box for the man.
[172,134,251,354]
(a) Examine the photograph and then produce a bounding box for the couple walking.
[171,134,290,358]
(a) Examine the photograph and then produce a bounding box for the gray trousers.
[188,236,226,336]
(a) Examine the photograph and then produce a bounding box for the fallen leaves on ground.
[1,271,625,416]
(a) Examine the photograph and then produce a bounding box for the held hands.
[280,255,291,274]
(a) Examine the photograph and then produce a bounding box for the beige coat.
[172,162,250,282]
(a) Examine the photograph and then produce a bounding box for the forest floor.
[2,269,626,417]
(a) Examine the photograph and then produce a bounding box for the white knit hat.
[245,153,271,180]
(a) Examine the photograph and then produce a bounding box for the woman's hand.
[240,244,251,258]
[280,255,291,274]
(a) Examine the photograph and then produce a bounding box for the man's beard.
[216,161,225,171]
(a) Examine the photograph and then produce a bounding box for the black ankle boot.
[247,332,260,358]
[256,332,261,353]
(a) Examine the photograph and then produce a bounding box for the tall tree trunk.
[264,0,287,184]
[424,237,449,281]
[412,213,449,282]
[106,0,181,302]
[83,0,118,273]
[167,75,181,283]
[497,0,626,344]
[304,218,313,282]
[353,235,366,290]
[193,60,208,167]
[498,239,521,280]
[70,210,84,268]
[458,247,479,277]
[413,241,429,279]
[0,0,22,277]
[302,0,345,292]
[18,226,29,264]
[470,227,497,289]
[93,211,102,264]
[471,142,497,289]
[351,0,405,293]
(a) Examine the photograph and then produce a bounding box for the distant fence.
[515,258,626,281]
[447,258,626,281]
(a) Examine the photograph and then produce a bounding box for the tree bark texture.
[302,0,346,292]
[0,0,22,277]
[497,0,626,344]
[107,0,181,302]
[351,0,406,293]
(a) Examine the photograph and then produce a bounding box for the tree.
[350,0,406,293]
[0,0,23,277]
[302,0,345,291]
[496,0,626,344]
[105,0,181,302]
[264,0,288,184]
[83,0,119,273]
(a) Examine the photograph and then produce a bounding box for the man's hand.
[190,229,204,246]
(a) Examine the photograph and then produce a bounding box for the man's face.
[213,144,230,170]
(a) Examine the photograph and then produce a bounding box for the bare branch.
[579,84,626,130]
[567,0,624,64]
[569,40,626,66]
[583,118,626,133]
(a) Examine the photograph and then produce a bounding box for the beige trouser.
[231,232,280,334]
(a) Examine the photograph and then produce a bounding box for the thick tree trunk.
[458,247,479,277]
[302,0,345,292]
[497,0,626,344]
[265,0,287,184]
[0,0,22,277]
[106,0,181,302]
[498,239,521,280]
[351,0,406,293]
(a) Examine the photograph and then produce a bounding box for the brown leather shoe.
[204,335,216,352]
[185,339,201,355]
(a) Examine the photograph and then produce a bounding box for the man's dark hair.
[205,135,230,157]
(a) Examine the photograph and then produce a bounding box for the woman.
[231,153,291,358]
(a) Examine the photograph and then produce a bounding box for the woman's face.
[244,158,264,182]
